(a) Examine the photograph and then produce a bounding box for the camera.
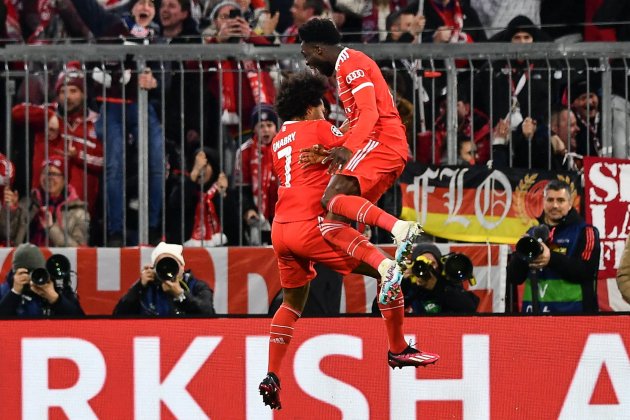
[154,256,180,283]
[516,224,550,262]
[30,268,50,286]
[409,253,476,286]
[441,253,476,286]
[30,254,72,286]
[229,8,242,19]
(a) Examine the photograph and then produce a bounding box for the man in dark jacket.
[0,243,85,316]
[507,180,600,313]
[476,15,558,128]
[113,241,215,315]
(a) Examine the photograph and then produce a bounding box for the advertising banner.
[0,317,627,419]
[583,156,630,311]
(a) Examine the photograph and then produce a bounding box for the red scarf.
[247,136,277,221]
[430,0,468,43]
[220,60,275,117]
[190,184,223,241]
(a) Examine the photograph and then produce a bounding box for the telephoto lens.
[515,236,543,262]
[410,256,434,282]
[46,254,71,281]
[442,253,474,284]
[30,267,50,286]
[154,257,180,283]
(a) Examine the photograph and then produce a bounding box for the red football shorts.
[340,140,406,203]
[272,218,361,288]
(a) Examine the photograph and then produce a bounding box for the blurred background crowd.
[0,0,627,248]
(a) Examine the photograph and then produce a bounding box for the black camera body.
[154,257,180,283]
[29,254,72,287]
[516,225,550,262]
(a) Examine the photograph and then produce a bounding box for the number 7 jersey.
[272,119,344,223]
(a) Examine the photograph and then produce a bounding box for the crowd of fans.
[0,0,627,248]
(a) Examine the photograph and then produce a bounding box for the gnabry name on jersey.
[272,131,296,152]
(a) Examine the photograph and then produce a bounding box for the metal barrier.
[1,42,629,247]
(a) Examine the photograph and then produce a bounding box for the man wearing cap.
[0,243,84,316]
[21,156,90,247]
[12,62,104,216]
[569,77,602,159]
[475,16,559,129]
[372,242,479,314]
[232,103,279,244]
[113,241,215,315]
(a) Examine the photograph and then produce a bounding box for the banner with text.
[0,317,627,419]
[583,156,630,312]
[399,162,581,244]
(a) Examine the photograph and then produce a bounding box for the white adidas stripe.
[347,140,379,171]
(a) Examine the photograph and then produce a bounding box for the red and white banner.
[0,244,508,315]
[0,317,628,419]
[583,156,630,312]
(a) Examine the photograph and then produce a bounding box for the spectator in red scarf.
[22,156,89,247]
[203,1,277,135]
[165,147,229,247]
[0,154,27,246]
[233,103,279,245]
[12,62,104,217]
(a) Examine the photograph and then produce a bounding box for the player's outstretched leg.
[326,194,423,267]
[388,344,440,369]
[377,259,404,304]
[259,372,282,409]
[391,221,423,267]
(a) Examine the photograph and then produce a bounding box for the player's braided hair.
[298,18,341,45]
[275,72,328,121]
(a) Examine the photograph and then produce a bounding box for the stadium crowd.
[0,0,626,248]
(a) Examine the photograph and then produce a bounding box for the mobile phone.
[229,8,241,19]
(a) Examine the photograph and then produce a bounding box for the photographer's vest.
[521,221,590,313]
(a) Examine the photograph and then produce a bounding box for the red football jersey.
[272,119,344,223]
[335,47,408,159]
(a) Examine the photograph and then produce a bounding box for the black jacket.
[113,271,215,316]
[0,272,85,317]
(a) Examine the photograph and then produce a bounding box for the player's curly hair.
[275,72,328,121]
[298,18,341,45]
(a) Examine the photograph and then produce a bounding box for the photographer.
[507,180,600,313]
[113,242,215,316]
[373,243,479,314]
[0,243,84,316]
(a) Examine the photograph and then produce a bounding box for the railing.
[1,42,629,247]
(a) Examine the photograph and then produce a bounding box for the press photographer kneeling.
[0,243,84,316]
[373,243,479,314]
[113,242,215,316]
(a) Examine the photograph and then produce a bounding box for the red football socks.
[327,194,397,232]
[377,286,408,354]
[267,303,301,374]
[319,219,385,270]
